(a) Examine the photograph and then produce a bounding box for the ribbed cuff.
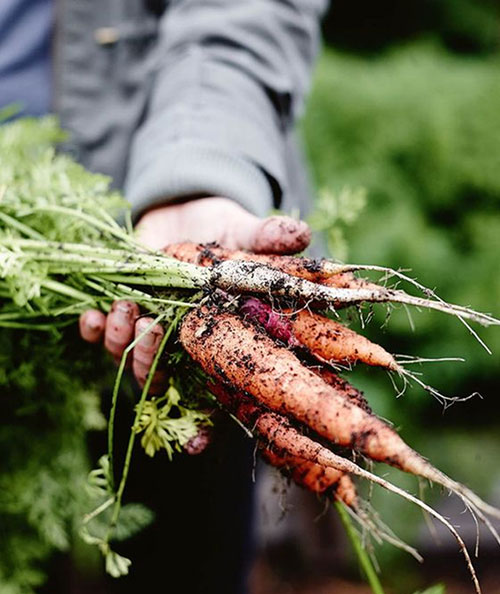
[125,140,274,219]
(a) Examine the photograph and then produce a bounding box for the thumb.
[248,215,311,255]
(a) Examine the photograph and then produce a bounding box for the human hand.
[134,196,310,253]
[79,196,311,392]
[79,303,166,392]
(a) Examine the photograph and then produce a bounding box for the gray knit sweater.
[53,0,327,218]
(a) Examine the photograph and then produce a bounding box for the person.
[1,1,328,592]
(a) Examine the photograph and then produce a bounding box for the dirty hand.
[79,196,311,392]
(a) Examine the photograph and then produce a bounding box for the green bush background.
[300,1,500,588]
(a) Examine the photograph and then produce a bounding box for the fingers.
[104,301,140,363]
[79,309,106,343]
[81,302,167,393]
[250,215,311,255]
[132,317,167,394]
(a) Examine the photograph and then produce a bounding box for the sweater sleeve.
[125,0,328,218]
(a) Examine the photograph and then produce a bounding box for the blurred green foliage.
[302,40,500,591]
[308,186,367,260]
[0,329,109,593]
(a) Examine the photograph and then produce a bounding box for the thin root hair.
[320,453,482,594]
[325,262,499,342]
[395,367,481,408]
[345,499,424,563]
[396,355,466,365]
[418,479,441,545]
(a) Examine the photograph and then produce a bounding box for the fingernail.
[253,216,311,255]
[113,301,132,314]
[87,317,103,331]
[113,302,133,324]
[136,319,159,347]
[140,329,157,348]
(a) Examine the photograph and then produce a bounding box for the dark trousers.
[42,413,256,594]
[119,420,256,594]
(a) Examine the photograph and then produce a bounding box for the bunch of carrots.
[160,241,499,594]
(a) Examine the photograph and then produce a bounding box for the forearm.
[125,0,328,219]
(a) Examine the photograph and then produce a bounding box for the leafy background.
[276,0,500,590]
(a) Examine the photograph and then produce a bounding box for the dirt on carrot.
[164,241,331,282]
[181,305,427,472]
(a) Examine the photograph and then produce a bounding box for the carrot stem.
[335,501,386,594]
[107,313,166,489]
[106,309,183,543]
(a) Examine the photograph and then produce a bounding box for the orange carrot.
[260,447,356,506]
[309,365,372,414]
[210,380,361,512]
[322,272,379,291]
[241,297,398,371]
[208,379,355,502]
[240,297,457,405]
[164,242,332,282]
[253,411,482,592]
[290,309,398,370]
[182,306,426,471]
[208,381,478,586]
[181,305,500,526]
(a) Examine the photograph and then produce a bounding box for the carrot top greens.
[0,117,214,582]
